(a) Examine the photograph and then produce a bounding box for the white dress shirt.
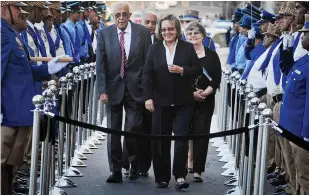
[294,32,308,61]
[50,25,65,56]
[266,39,283,97]
[117,22,132,59]
[151,34,155,44]
[26,20,40,57]
[92,29,98,54]
[247,47,269,92]
[163,39,178,65]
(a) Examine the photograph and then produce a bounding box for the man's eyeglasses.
[114,12,130,18]
[186,31,201,36]
[161,27,176,33]
[144,20,157,25]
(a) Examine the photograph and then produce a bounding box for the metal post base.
[225,175,239,186]
[210,137,220,143]
[71,157,87,167]
[216,144,229,152]
[84,140,98,149]
[74,149,87,160]
[224,186,241,195]
[79,145,93,154]
[221,167,236,177]
[211,138,225,148]
[54,176,77,188]
[218,149,232,157]
[50,187,67,195]
[219,153,234,162]
[90,136,102,145]
[96,134,106,140]
[222,161,235,169]
[96,131,106,136]
[65,166,84,177]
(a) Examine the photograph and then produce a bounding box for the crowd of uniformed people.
[1,1,309,195]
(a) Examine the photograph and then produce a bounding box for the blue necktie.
[259,38,283,72]
[272,49,281,85]
[293,32,301,52]
[82,22,91,46]
[54,25,62,50]
[27,26,40,53]
[44,25,56,57]
[34,26,47,57]
[74,26,80,55]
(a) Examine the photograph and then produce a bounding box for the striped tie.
[120,31,127,78]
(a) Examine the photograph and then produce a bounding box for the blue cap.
[242,8,261,21]
[240,15,257,29]
[257,10,276,24]
[246,3,261,15]
[68,1,83,12]
[231,9,244,22]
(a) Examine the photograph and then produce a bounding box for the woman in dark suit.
[143,14,201,189]
[185,21,222,182]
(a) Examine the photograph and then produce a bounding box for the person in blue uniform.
[226,9,242,69]
[280,14,309,195]
[180,9,216,52]
[257,10,276,34]
[63,1,83,65]
[1,2,69,194]
[97,2,108,29]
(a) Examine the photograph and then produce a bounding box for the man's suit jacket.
[143,39,202,107]
[96,22,152,105]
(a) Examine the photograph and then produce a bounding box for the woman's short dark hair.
[157,14,182,41]
[185,21,207,39]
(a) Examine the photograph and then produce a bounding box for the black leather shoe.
[140,171,149,177]
[17,169,30,177]
[13,183,29,194]
[175,181,189,189]
[267,171,279,180]
[193,176,203,183]
[124,169,129,178]
[129,169,140,180]
[12,190,26,195]
[106,172,123,183]
[157,182,169,188]
[188,168,193,174]
[270,175,286,186]
[267,164,276,174]
[14,179,27,185]
[275,185,288,193]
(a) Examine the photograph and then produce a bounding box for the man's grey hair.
[142,11,158,22]
[111,2,132,13]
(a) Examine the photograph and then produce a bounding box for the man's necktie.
[120,31,127,78]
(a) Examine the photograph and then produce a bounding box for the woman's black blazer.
[143,39,202,107]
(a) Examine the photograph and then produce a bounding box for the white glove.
[304,137,309,142]
[282,35,289,51]
[47,55,70,75]
[287,34,294,48]
[248,28,256,39]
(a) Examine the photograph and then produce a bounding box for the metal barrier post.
[78,65,93,154]
[259,109,273,195]
[245,97,260,195]
[54,77,77,188]
[29,95,45,195]
[253,103,267,195]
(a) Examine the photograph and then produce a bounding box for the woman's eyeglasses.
[161,27,176,33]
[186,31,201,36]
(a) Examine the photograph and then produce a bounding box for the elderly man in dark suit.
[96,2,152,183]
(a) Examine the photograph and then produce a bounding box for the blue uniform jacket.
[226,33,239,66]
[77,20,88,59]
[280,55,309,138]
[235,37,248,70]
[1,19,49,127]
[63,19,81,63]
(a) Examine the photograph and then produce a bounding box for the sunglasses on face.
[161,27,176,33]
[144,20,157,25]
[186,31,201,36]
[113,12,129,18]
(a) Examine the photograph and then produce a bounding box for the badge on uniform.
[15,36,24,50]
[294,70,301,75]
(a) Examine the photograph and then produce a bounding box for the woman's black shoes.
[157,182,169,188]
[175,181,189,189]
[193,176,203,183]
